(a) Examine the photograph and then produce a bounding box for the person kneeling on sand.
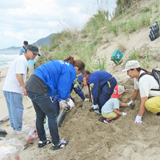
[122,60,160,124]
[101,85,128,124]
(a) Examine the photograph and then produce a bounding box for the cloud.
[0,0,117,49]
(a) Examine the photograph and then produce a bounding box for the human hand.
[66,99,75,109]
[84,98,89,102]
[59,100,68,109]
[92,104,99,110]
[134,114,144,124]
[22,88,27,96]
[121,112,127,116]
[127,100,134,106]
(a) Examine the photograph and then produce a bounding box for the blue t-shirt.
[33,60,76,100]
[101,98,120,114]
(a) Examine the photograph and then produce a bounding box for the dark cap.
[26,45,40,56]
[24,41,28,45]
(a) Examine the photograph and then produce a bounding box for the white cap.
[122,60,140,72]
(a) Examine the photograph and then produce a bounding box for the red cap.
[111,85,125,98]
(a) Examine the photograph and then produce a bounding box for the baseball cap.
[111,85,125,98]
[26,45,40,56]
[122,60,140,72]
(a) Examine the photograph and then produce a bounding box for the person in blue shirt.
[51,74,87,116]
[82,70,117,114]
[25,56,85,150]
[19,41,28,55]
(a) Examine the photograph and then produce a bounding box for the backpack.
[149,21,159,41]
[139,69,160,90]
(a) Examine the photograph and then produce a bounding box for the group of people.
[2,43,160,150]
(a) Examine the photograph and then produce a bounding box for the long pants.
[27,91,60,145]
[3,91,23,131]
[145,96,160,114]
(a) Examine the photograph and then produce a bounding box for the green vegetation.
[35,0,160,72]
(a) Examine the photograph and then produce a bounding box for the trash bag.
[25,118,50,144]
[0,138,24,160]
[149,21,159,41]
[0,129,8,137]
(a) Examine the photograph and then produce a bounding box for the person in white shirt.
[122,60,160,124]
[3,45,40,134]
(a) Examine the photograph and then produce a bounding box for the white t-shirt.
[136,70,160,97]
[101,98,120,114]
[3,55,28,93]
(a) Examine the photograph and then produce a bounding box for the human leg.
[145,96,160,114]
[3,91,23,131]
[27,91,60,146]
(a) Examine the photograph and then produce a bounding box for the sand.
[1,15,160,160]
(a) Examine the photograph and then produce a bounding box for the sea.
[0,50,19,69]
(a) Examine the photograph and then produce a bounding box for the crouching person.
[101,85,128,124]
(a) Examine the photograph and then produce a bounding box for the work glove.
[134,114,144,124]
[121,112,127,116]
[127,100,134,106]
[59,100,68,109]
[84,98,89,102]
[92,104,99,110]
[66,98,75,109]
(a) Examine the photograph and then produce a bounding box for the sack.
[139,69,160,90]
[149,21,159,41]
[0,138,24,160]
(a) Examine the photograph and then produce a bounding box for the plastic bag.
[0,138,24,160]
[25,118,50,144]
[25,118,38,144]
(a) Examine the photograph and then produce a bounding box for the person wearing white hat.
[123,60,160,124]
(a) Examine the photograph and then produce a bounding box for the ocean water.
[0,50,19,68]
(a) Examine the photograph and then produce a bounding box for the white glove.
[121,112,127,116]
[92,104,99,110]
[59,100,68,109]
[134,114,144,124]
[66,99,75,109]
[127,100,134,106]
[84,98,89,102]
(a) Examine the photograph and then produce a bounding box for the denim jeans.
[3,91,24,131]
[27,91,60,145]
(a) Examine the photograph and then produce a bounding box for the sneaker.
[104,118,111,124]
[94,110,101,115]
[52,139,68,150]
[16,125,29,134]
[38,138,51,148]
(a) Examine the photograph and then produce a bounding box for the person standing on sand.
[3,45,40,134]
[123,60,160,123]
[82,70,117,114]
[25,56,85,150]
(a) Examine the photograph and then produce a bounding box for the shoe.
[94,110,101,115]
[52,139,68,150]
[16,125,29,134]
[104,118,111,124]
[38,138,51,148]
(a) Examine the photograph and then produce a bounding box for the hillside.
[1,0,160,160]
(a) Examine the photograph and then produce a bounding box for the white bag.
[0,138,24,160]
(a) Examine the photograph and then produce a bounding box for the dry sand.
[1,18,160,160]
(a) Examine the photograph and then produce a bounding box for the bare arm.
[114,108,122,116]
[16,74,27,96]
[120,102,128,107]
[138,97,148,116]
[132,89,139,101]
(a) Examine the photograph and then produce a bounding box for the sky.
[0,0,117,49]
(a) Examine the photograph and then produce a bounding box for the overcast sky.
[0,0,117,49]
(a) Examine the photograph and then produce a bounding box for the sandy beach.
[1,20,160,160]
